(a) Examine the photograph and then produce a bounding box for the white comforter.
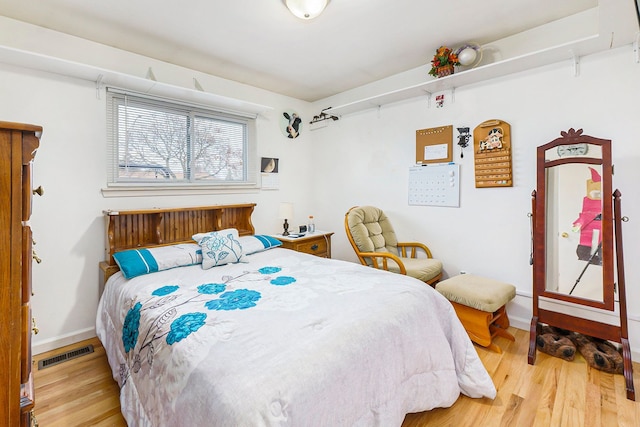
[96,248,495,426]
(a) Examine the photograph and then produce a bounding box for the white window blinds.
[106,88,257,188]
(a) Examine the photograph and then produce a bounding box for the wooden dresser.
[0,121,42,427]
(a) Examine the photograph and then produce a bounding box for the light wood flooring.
[33,328,640,426]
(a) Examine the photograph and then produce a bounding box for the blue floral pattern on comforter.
[119,266,292,385]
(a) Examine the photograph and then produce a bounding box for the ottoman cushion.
[436,274,516,313]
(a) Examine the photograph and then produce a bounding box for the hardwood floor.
[33,328,640,426]
[33,339,126,426]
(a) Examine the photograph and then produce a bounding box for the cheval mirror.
[528,128,634,400]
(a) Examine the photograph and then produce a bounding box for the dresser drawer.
[22,163,32,221]
[21,226,32,304]
[20,304,32,383]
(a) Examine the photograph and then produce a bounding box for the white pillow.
[193,228,244,269]
[238,235,282,255]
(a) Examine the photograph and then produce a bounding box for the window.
[106,88,257,190]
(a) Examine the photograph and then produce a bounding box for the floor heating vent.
[37,344,94,370]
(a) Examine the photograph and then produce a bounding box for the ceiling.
[0,0,618,102]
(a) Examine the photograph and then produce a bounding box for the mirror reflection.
[544,150,605,302]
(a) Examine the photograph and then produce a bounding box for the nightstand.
[275,231,333,258]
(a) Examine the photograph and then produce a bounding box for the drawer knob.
[33,186,44,196]
[311,244,318,251]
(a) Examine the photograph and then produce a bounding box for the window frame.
[104,87,258,196]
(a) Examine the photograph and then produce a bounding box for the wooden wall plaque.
[473,119,512,188]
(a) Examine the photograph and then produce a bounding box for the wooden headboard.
[99,203,256,289]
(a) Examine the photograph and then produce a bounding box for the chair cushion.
[346,206,398,256]
[387,257,443,283]
[436,274,516,313]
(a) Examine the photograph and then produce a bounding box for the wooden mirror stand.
[528,128,634,400]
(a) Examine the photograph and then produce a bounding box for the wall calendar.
[408,163,460,207]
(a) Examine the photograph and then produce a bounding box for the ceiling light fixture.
[284,0,329,20]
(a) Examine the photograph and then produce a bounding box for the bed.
[96,204,496,426]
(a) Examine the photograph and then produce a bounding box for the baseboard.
[32,327,97,355]
[508,314,531,334]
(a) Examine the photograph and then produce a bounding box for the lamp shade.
[285,0,328,20]
[279,202,294,219]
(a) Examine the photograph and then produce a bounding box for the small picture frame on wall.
[261,157,279,189]
[261,157,278,173]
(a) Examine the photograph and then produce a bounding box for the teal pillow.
[113,243,202,279]
[239,235,282,255]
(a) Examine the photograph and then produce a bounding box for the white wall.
[2,18,640,357]
[309,46,640,354]
[0,20,321,353]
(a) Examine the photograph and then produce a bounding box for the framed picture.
[261,157,279,189]
[261,157,278,173]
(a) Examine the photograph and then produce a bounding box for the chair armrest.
[397,242,434,258]
[356,251,407,275]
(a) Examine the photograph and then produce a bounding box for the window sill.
[101,185,260,198]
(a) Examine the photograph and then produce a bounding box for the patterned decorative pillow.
[193,228,244,269]
[238,235,282,255]
[113,243,203,279]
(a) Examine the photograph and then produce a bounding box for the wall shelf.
[324,1,640,117]
[326,35,604,117]
[0,46,273,117]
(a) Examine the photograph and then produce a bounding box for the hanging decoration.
[456,127,471,158]
[473,119,513,188]
[281,111,302,138]
[309,108,339,125]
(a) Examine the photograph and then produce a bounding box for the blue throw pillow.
[113,243,203,279]
[238,235,282,255]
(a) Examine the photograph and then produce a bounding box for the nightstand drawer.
[276,232,333,258]
[294,237,327,256]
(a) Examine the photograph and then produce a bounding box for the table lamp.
[279,202,294,236]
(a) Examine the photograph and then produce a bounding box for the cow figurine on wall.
[478,127,504,151]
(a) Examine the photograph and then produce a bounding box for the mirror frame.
[533,129,614,310]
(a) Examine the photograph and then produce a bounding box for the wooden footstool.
[436,274,516,353]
